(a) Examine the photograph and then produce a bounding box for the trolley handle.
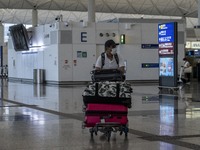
[100,114,112,119]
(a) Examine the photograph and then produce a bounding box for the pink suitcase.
[84,103,128,127]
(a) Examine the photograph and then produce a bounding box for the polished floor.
[0,79,200,150]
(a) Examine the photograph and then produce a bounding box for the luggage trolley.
[82,69,132,141]
[82,103,129,141]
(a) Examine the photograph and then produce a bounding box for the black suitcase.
[91,69,125,82]
[83,82,132,108]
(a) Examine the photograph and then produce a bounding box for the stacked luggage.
[82,69,132,141]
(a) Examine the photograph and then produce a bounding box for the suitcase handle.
[100,114,112,119]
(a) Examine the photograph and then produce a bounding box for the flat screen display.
[159,57,174,77]
[158,22,176,55]
[158,22,175,43]
[9,24,29,51]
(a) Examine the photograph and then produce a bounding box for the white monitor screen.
[159,57,174,77]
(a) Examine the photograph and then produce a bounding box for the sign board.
[158,22,178,87]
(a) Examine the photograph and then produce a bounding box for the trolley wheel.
[107,131,111,142]
[120,131,123,135]
[125,132,128,138]
[89,128,94,138]
[124,126,129,138]
[91,132,93,137]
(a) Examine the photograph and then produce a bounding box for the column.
[0,21,4,46]
[88,0,95,22]
[32,9,38,27]
[198,0,200,25]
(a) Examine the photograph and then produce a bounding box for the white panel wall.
[8,39,16,78]
[118,23,159,80]
[7,20,186,83]
[58,44,73,81]
[141,23,158,43]
[72,44,96,81]
[119,23,141,44]
[8,37,40,80]
[72,22,96,44]
[43,45,59,81]
[96,23,119,44]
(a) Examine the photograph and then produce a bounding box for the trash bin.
[38,69,45,84]
[33,69,45,84]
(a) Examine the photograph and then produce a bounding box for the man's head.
[105,39,119,55]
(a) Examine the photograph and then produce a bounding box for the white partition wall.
[7,19,186,84]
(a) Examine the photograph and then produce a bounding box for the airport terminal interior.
[1,0,200,150]
[0,78,199,150]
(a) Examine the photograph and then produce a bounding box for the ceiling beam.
[77,0,87,11]
[102,0,113,12]
[172,0,185,16]
[149,0,163,15]
[126,0,139,14]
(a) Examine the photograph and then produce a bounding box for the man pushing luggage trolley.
[82,40,132,141]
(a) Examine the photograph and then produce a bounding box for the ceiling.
[0,0,199,28]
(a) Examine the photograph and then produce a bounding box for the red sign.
[159,43,174,55]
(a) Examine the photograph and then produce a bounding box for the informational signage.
[158,22,175,55]
[158,43,174,55]
[191,42,200,49]
[158,23,174,43]
[141,44,158,49]
[158,22,178,87]
[194,50,200,56]
[142,63,159,68]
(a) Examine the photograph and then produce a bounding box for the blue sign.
[142,63,159,68]
[141,44,158,49]
[158,23,175,43]
[194,50,200,56]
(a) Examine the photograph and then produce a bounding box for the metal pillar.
[88,0,95,22]
[0,22,4,47]
[32,9,38,27]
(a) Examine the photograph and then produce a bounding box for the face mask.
[111,48,117,55]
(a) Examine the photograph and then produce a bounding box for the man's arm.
[117,54,125,74]
[95,56,102,70]
[118,66,125,74]
[95,67,101,70]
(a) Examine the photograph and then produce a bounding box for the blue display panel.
[158,22,177,87]
[158,23,175,43]
[194,50,200,56]
[159,57,174,77]
[158,22,176,55]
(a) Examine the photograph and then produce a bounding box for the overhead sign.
[191,42,200,49]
